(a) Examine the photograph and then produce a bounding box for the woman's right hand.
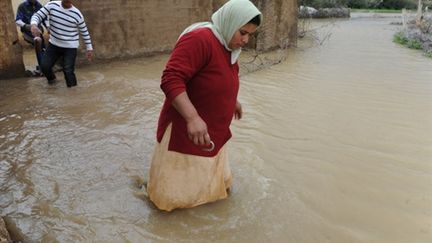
[171,92,212,147]
[186,116,211,146]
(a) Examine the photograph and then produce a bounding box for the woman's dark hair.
[248,15,261,26]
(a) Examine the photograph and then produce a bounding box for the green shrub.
[347,0,368,8]
[394,32,424,51]
[406,39,423,49]
[378,0,417,9]
[347,0,382,8]
[393,32,408,45]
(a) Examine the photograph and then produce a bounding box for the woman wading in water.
[147,0,262,211]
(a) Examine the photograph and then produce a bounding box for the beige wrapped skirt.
[147,124,233,211]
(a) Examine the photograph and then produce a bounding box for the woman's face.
[228,23,258,50]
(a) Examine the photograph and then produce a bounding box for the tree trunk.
[416,0,423,26]
[0,0,25,80]
[0,217,12,243]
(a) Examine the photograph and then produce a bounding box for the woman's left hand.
[234,100,242,120]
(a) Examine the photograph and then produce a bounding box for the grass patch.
[406,39,423,49]
[394,32,429,57]
[394,33,423,50]
[393,32,408,45]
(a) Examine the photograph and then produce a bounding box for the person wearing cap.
[146,0,262,211]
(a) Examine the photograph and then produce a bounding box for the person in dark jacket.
[15,0,46,76]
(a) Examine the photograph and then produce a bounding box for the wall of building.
[73,0,214,59]
[73,0,298,58]
[254,0,298,51]
[1,0,298,79]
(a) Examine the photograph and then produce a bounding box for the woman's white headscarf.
[179,0,262,64]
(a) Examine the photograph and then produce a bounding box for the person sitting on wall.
[15,0,46,76]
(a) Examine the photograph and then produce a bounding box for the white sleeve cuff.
[16,20,26,27]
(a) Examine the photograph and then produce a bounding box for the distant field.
[351,9,403,13]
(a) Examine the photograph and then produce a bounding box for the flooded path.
[1,13,431,242]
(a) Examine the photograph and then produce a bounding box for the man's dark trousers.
[41,43,77,87]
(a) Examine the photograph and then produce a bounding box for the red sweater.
[157,28,240,157]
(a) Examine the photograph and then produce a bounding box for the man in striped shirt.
[30,0,93,87]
